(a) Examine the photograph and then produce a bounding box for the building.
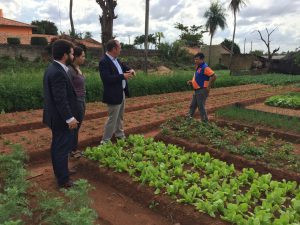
[0,8,102,48]
[0,9,37,44]
[186,45,231,68]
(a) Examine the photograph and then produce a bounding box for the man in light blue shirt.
[99,39,136,143]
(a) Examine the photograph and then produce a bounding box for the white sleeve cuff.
[66,117,75,123]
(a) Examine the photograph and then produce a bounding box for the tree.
[84,32,93,39]
[174,23,206,47]
[229,0,247,70]
[204,1,227,65]
[134,34,156,48]
[31,20,58,35]
[221,38,240,54]
[250,50,264,57]
[144,0,150,73]
[155,32,164,47]
[69,0,75,37]
[96,0,117,53]
[257,28,280,61]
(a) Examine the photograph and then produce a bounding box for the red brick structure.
[0,9,102,48]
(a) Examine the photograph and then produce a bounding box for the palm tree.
[155,32,164,47]
[69,0,75,37]
[229,0,247,71]
[204,1,227,65]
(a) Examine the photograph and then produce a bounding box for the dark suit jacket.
[43,61,79,131]
[99,54,131,105]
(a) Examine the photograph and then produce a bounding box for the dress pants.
[51,129,76,186]
[102,95,125,142]
[72,97,86,151]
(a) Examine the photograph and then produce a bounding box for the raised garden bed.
[158,117,300,177]
[83,135,300,225]
[265,92,300,109]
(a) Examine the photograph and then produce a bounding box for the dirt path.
[246,102,300,117]
[28,158,174,225]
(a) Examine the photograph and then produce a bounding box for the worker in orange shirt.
[187,53,217,122]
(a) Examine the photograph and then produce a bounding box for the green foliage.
[0,145,31,224]
[7,38,20,45]
[134,34,156,46]
[31,20,58,35]
[1,56,300,112]
[30,37,48,46]
[174,23,206,47]
[157,40,192,67]
[120,42,136,50]
[161,116,300,173]
[204,2,227,38]
[265,92,300,109]
[221,39,240,54]
[250,50,264,57]
[84,135,300,225]
[37,179,97,225]
[215,106,300,133]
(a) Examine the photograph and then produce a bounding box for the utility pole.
[251,41,252,53]
[244,38,246,54]
[144,0,149,74]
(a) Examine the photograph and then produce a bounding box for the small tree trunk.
[69,0,75,37]
[229,12,236,73]
[208,34,213,65]
[144,0,149,74]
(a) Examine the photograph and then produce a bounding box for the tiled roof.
[0,17,36,28]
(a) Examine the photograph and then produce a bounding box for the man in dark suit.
[99,39,135,143]
[43,39,79,188]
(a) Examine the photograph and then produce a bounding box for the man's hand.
[68,119,79,129]
[128,69,136,76]
[207,87,211,96]
[187,80,192,85]
[124,72,134,80]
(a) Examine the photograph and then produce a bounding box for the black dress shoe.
[69,168,77,175]
[59,180,74,189]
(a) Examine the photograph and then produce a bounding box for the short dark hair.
[106,39,118,52]
[52,39,74,60]
[194,52,205,59]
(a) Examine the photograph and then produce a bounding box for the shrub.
[7,38,20,45]
[30,37,48,46]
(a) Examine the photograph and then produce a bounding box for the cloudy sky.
[1,0,299,53]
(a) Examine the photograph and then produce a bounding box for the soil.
[246,102,300,117]
[2,84,300,225]
[213,118,300,143]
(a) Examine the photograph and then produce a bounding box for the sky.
[0,0,299,53]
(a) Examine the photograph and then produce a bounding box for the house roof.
[0,17,36,28]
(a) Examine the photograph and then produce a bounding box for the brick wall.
[221,54,259,71]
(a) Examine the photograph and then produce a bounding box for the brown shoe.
[59,180,74,189]
[69,168,77,176]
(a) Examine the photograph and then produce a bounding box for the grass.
[215,106,300,133]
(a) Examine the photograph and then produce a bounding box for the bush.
[7,37,20,45]
[30,37,48,46]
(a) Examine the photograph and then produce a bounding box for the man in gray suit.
[99,39,135,143]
